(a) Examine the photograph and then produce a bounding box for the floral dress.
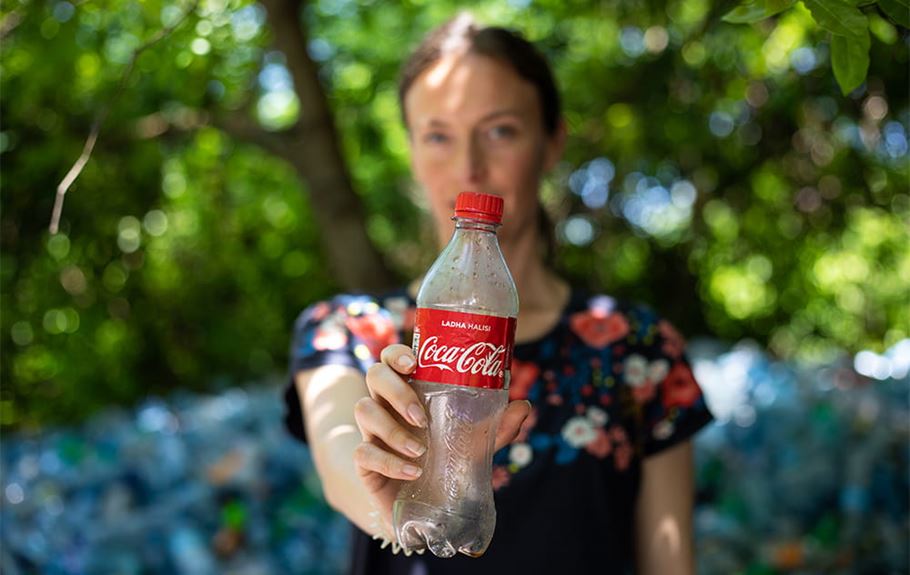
[283,287,713,575]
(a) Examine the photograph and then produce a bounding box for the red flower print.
[584,428,613,459]
[491,465,511,490]
[658,320,686,359]
[614,443,633,471]
[570,310,630,349]
[345,313,398,359]
[661,363,702,410]
[383,297,416,332]
[606,426,633,471]
[608,425,628,444]
[509,359,540,401]
[310,302,331,322]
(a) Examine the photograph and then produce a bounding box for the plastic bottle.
[393,192,519,558]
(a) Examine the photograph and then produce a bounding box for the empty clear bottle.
[393,192,519,558]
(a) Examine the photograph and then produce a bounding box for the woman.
[284,14,713,575]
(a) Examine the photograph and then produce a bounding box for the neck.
[499,226,566,313]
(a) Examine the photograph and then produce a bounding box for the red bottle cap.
[455,192,504,224]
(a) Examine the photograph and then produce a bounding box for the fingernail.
[402,464,422,478]
[407,403,428,428]
[397,354,415,371]
[523,400,532,410]
[405,439,426,457]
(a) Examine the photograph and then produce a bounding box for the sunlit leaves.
[802,0,868,37]
[723,0,797,24]
[2,0,907,429]
[726,0,887,95]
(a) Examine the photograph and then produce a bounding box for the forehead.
[405,52,540,125]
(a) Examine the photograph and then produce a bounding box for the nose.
[456,134,487,190]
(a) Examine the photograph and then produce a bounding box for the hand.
[353,343,531,539]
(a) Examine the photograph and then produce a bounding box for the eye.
[423,131,450,144]
[488,124,518,141]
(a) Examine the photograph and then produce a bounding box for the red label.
[411,308,517,389]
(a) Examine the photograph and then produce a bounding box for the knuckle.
[352,442,370,466]
[388,426,410,448]
[380,451,398,476]
[382,342,406,356]
[353,397,374,421]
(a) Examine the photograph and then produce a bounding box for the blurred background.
[1,0,908,573]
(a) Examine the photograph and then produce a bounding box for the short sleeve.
[282,295,400,443]
[629,311,714,457]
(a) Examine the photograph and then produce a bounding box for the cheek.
[412,152,456,240]
[413,149,451,191]
[490,146,544,200]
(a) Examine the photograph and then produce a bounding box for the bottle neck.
[452,216,500,234]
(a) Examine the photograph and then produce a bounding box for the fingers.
[380,344,417,375]
[354,397,427,458]
[494,400,532,451]
[366,359,427,429]
[354,442,423,481]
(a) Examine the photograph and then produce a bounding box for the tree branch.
[259,0,397,291]
[212,111,295,162]
[0,10,23,41]
[49,0,200,235]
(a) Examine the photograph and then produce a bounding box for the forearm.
[312,424,379,534]
[295,366,380,535]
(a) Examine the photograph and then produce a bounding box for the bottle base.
[393,500,492,559]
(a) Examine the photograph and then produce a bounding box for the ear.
[543,118,567,172]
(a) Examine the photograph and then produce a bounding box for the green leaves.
[722,0,796,24]
[830,26,871,94]
[802,0,868,36]
[725,0,877,95]
[879,0,910,28]
[2,0,907,430]
[803,0,870,94]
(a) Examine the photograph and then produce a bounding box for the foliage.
[724,0,908,94]
[1,0,907,429]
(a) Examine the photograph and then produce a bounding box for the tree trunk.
[257,0,397,293]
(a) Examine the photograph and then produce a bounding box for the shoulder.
[294,291,411,329]
[291,291,411,360]
[566,292,683,355]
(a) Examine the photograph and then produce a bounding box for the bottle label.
[411,308,517,390]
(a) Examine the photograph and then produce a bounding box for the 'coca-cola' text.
[411,308,516,389]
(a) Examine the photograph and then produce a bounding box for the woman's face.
[404,52,564,247]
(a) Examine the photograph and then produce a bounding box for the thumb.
[494,400,532,451]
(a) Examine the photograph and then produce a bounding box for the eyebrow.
[423,109,524,128]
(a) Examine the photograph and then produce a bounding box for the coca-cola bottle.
[393,192,519,558]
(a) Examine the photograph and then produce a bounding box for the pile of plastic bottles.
[2,340,907,574]
[0,379,351,575]
[690,339,909,575]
